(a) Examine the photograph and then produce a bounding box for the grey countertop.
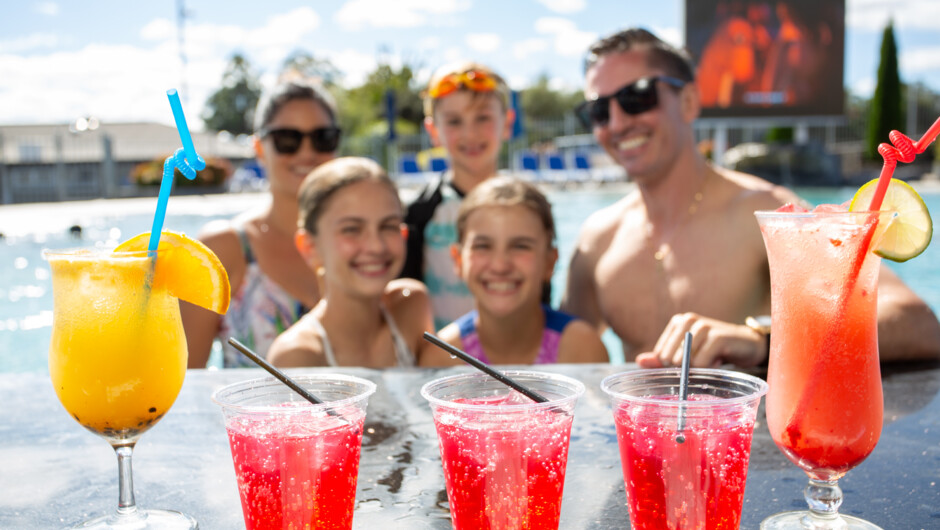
[1,362,938,529]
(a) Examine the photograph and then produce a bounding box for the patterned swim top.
[219,229,308,367]
[455,305,575,364]
[303,305,416,367]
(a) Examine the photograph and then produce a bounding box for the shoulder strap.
[542,305,575,333]
[235,225,255,264]
[400,175,446,280]
[305,314,338,367]
[379,305,416,367]
[455,310,478,338]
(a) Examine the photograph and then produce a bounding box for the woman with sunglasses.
[561,27,940,368]
[181,76,342,368]
[400,60,516,331]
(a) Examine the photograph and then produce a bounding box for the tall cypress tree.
[867,20,903,159]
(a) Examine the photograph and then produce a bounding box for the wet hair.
[584,27,695,83]
[423,60,510,118]
[456,176,556,246]
[298,157,402,235]
[253,77,338,132]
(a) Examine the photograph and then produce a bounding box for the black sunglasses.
[575,76,686,128]
[261,126,341,155]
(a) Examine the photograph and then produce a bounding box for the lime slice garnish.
[849,178,933,262]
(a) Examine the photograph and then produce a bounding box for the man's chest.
[593,225,767,346]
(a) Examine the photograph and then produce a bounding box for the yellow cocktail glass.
[46,248,197,529]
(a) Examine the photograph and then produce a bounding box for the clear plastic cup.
[212,374,376,530]
[601,368,768,530]
[421,370,585,529]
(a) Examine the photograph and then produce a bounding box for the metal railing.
[3,91,938,204]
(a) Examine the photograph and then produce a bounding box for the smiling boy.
[401,61,515,330]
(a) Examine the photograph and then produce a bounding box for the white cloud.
[35,2,59,16]
[506,74,528,91]
[140,18,175,41]
[851,77,876,98]
[321,48,377,88]
[185,7,321,60]
[465,33,500,54]
[513,38,548,60]
[537,0,586,14]
[534,17,596,57]
[0,7,327,127]
[334,0,471,30]
[848,0,940,31]
[652,26,682,49]
[0,32,59,53]
[901,46,940,74]
[0,42,181,125]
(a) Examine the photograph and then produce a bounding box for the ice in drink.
[614,395,755,529]
[213,375,375,530]
[226,405,365,529]
[421,371,584,530]
[602,369,767,530]
[758,211,883,478]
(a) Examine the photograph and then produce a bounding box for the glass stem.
[802,478,847,529]
[115,444,139,518]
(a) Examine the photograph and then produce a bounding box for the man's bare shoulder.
[717,167,805,213]
[576,192,640,248]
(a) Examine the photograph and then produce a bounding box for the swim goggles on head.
[575,75,686,128]
[427,70,499,99]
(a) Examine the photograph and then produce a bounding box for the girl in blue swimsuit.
[420,177,608,366]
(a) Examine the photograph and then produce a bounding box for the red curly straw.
[783,116,940,442]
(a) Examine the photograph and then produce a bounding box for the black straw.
[422,332,550,404]
[227,337,341,418]
[675,331,693,443]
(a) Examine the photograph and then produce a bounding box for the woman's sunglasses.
[575,76,686,128]
[260,126,341,155]
[427,70,498,99]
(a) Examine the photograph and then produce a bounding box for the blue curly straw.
[148,89,206,252]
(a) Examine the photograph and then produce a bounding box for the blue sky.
[1,0,938,129]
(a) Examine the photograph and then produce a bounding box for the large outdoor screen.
[685,0,845,118]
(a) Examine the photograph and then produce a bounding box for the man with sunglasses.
[561,28,940,368]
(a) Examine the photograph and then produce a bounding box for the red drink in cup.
[602,369,767,530]
[421,371,584,530]
[213,374,375,530]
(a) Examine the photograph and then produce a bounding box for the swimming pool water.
[3,186,939,373]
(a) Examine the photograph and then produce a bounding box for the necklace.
[646,174,709,263]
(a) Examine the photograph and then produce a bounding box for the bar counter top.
[2,362,938,529]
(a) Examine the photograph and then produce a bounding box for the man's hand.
[635,312,767,368]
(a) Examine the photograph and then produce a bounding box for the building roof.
[0,122,254,164]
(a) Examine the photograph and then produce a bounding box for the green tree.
[867,21,903,159]
[280,50,341,87]
[338,62,423,137]
[520,73,583,121]
[202,54,262,135]
[764,127,794,143]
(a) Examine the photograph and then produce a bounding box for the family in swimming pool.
[180,27,940,370]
